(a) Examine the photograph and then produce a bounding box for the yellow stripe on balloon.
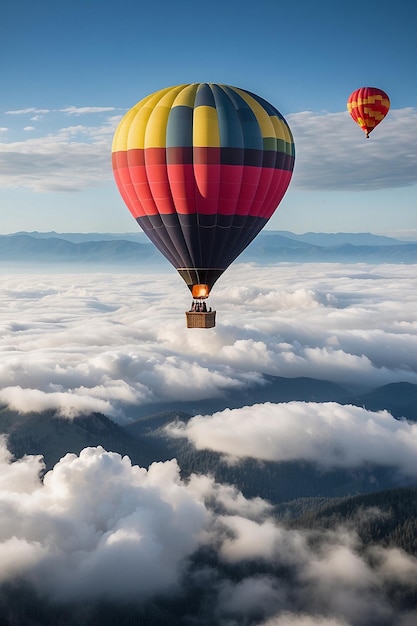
[270,116,293,143]
[193,106,220,147]
[112,92,157,152]
[143,87,185,148]
[172,84,199,108]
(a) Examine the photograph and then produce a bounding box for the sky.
[1,0,417,237]
[1,261,417,623]
[2,1,417,620]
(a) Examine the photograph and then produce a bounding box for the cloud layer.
[1,263,417,421]
[1,262,417,623]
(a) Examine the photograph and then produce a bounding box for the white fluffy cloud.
[166,401,417,476]
[0,436,415,626]
[0,439,208,600]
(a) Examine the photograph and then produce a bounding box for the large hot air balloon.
[112,83,295,327]
[347,87,390,138]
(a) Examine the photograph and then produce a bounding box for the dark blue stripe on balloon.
[195,83,216,108]
[166,106,193,148]
[211,84,244,149]
[164,146,287,168]
[243,89,283,118]
[136,212,268,287]
[221,86,263,151]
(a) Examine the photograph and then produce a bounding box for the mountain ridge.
[2,231,417,265]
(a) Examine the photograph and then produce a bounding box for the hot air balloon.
[112,83,295,327]
[347,87,390,138]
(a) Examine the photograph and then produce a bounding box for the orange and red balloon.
[347,87,390,138]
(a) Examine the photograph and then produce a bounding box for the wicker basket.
[185,311,216,328]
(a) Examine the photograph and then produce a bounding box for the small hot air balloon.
[347,87,390,138]
[112,83,295,327]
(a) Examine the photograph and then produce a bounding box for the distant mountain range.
[240,231,417,263]
[1,230,417,265]
[0,233,163,267]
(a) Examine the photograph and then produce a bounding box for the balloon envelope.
[347,87,390,138]
[112,83,295,293]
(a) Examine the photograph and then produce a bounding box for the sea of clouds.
[2,261,417,420]
[1,261,417,623]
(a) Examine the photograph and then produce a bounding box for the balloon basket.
[186,311,216,329]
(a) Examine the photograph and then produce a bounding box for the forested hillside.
[281,487,417,555]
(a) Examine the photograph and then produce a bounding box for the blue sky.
[1,0,416,236]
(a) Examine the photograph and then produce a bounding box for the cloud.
[0,440,208,600]
[211,509,417,625]
[0,436,415,625]
[0,129,115,192]
[288,107,417,191]
[0,112,120,191]
[5,106,118,116]
[59,106,119,115]
[5,108,51,115]
[216,576,287,622]
[166,401,417,476]
[260,615,350,626]
[0,386,117,418]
